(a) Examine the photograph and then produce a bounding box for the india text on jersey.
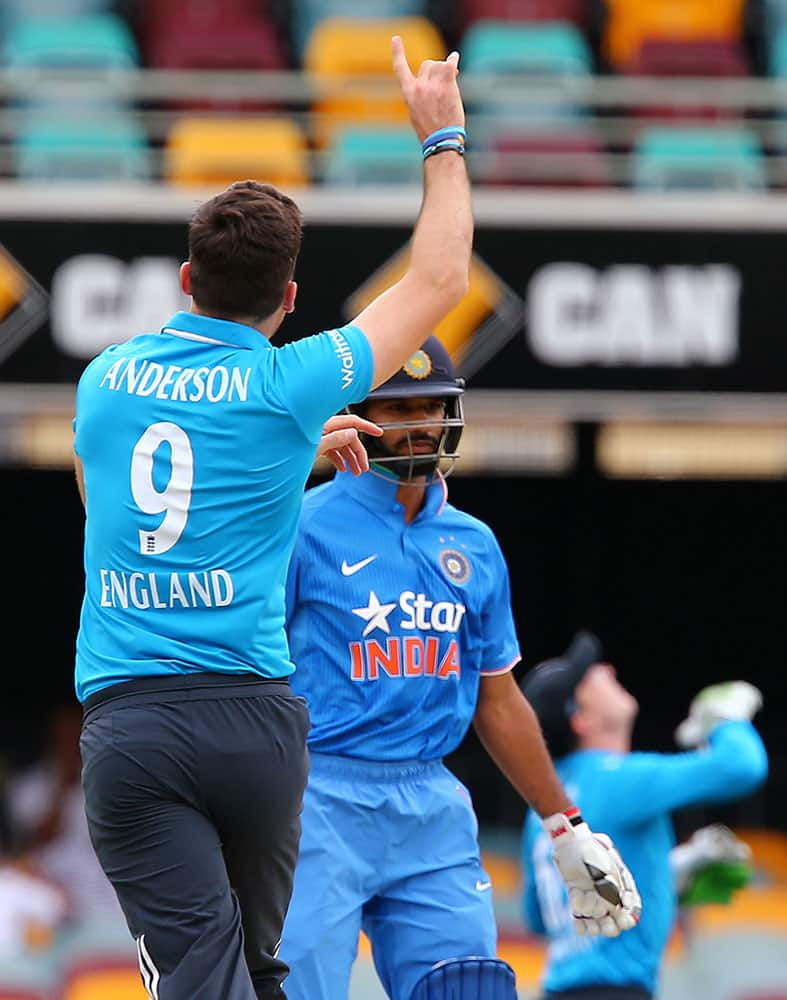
[348,589,466,681]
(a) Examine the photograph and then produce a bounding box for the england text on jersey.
[99,358,252,404]
[98,568,235,610]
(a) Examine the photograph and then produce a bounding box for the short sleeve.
[269,324,373,441]
[479,531,521,676]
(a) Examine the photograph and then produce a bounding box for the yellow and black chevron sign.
[0,245,49,365]
[343,243,524,379]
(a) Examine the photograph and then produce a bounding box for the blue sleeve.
[269,324,373,442]
[603,722,768,826]
[521,816,547,935]
[479,531,521,675]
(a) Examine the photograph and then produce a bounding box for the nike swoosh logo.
[341,554,378,576]
[475,880,492,892]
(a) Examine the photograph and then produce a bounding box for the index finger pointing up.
[392,35,414,84]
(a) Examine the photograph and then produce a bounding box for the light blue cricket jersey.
[285,469,521,760]
[73,311,373,703]
[521,721,768,995]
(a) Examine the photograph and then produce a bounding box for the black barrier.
[2,218,787,392]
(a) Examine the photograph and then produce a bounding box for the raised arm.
[353,36,473,389]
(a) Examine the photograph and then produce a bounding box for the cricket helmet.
[352,335,465,482]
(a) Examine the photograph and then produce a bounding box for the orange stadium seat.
[60,957,146,1000]
[602,0,746,70]
[163,116,310,189]
[303,16,446,147]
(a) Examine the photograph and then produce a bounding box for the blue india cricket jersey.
[73,311,373,703]
[285,470,521,760]
[521,721,768,995]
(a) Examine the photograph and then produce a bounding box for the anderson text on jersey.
[100,358,252,403]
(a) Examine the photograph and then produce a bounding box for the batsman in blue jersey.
[72,36,480,1000]
[279,339,642,1000]
[520,632,768,1000]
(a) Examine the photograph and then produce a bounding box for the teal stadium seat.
[3,12,139,70]
[765,0,787,31]
[632,127,766,191]
[768,22,787,75]
[291,0,426,63]
[15,113,152,181]
[0,0,115,40]
[460,19,593,128]
[324,127,421,184]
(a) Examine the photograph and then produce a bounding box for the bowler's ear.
[570,711,587,739]
[180,261,192,296]
[283,279,298,315]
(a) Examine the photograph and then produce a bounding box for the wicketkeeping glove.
[671,824,753,906]
[543,808,642,937]
[674,681,763,749]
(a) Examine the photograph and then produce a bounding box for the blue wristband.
[423,139,465,160]
[421,126,467,157]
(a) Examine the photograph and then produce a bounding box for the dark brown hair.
[187,180,303,321]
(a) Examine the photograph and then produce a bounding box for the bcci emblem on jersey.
[0,245,49,364]
[440,548,471,584]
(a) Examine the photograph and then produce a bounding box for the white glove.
[544,810,642,938]
[671,824,752,894]
[674,681,763,748]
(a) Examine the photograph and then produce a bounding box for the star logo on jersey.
[0,244,49,364]
[352,590,397,637]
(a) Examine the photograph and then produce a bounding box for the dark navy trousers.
[80,674,310,1000]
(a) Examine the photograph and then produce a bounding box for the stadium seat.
[602,0,746,70]
[460,20,593,126]
[628,37,749,77]
[324,127,421,184]
[461,18,592,75]
[626,37,750,121]
[0,0,115,42]
[768,23,787,76]
[14,112,152,182]
[164,117,310,189]
[60,957,146,1000]
[304,16,445,147]
[631,126,766,191]
[291,0,427,64]
[479,128,611,186]
[2,13,139,70]
[146,10,289,73]
[764,0,787,31]
[459,0,588,32]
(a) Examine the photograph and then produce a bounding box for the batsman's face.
[574,663,639,733]
[364,396,447,456]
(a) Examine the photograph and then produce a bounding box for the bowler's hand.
[392,35,465,143]
[317,414,382,475]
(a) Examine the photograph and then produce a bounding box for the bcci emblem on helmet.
[0,245,49,365]
[350,335,466,482]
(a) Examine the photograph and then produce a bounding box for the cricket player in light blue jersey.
[74,37,479,1000]
[520,633,768,1000]
[279,339,641,1000]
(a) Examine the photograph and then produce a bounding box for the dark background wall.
[3,461,782,834]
